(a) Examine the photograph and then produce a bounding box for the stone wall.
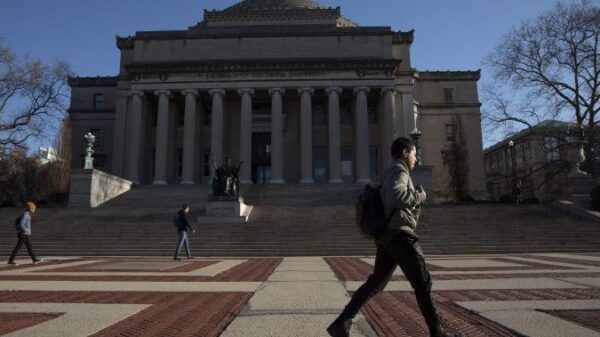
[68,169,132,208]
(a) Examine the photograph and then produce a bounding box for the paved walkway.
[0,253,599,336]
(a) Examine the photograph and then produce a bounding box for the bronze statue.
[212,157,243,197]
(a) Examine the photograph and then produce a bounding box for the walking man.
[8,202,42,265]
[328,137,464,337]
[173,204,195,260]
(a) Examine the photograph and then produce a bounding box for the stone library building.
[68,0,487,201]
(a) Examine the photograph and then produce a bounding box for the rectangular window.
[178,108,184,126]
[256,166,271,185]
[203,147,211,177]
[312,104,327,125]
[341,146,353,181]
[203,104,212,126]
[313,146,327,182]
[151,148,155,179]
[367,103,377,124]
[340,104,352,125]
[369,145,379,177]
[88,128,102,151]
[443,88,454,104]
[93,94,105,110]
[445,124,456,145]
[544,137,560,162]
[252,102,270,115]
[177,147,183,178]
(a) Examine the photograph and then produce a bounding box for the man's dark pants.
[338,232,442,334]
[9,234,37,262]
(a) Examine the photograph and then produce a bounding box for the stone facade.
[68,0,487,201]
[483,121,578,202]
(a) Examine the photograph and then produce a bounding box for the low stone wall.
[68,169,132,208]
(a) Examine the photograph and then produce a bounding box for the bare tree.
[442,116,471,202]
[484,1,600,172]
[0,43,72,147]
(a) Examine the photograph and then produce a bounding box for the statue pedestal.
[198,196,253,224]
[568,171,594,207]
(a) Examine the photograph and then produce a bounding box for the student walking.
[173,204,195,260]
[8,202,42,265]
[328,137,464,337]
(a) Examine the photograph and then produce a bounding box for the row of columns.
[125,86,406,185]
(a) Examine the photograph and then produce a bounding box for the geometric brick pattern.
[325,254,600,337]
[0,257,282,282]
[0,257,282,336]
[2,254,600,336]
[324,256,593,282]
[0,291,252,337]
[541,310,600,333]
[0,313,63,335]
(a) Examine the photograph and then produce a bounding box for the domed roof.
[223,0,327,11]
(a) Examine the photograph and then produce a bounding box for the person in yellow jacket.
[8,202,42,265]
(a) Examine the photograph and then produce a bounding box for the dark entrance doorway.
[252,132,271,184]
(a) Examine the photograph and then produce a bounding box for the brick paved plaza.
[1,253,599,336]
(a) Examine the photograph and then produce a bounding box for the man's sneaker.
[326,318,351,337]
[187,256,194,259]
[32,259,43,264]
[7,260,17,265]
[173,257,182,261]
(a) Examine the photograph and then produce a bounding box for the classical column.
[209,89,225,178]
[269,88,285,184]
[326,87,343,183]
[381,86,398,170]
[353,86,371,183]
[128,90,144,184]
[401,90,415,137]
[298,87,315,184]
[181,89,198,184]
[238,88,254,184]
[153,90,171,185]
[112,92,128,176]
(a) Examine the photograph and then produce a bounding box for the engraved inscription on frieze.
[196,71,325,80]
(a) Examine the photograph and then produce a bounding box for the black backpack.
[14,216,22,231]
[356,184,395,239]
[172,213,180,227]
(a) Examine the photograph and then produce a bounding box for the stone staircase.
[1,184,599,257]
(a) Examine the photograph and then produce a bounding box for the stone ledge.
[68,169,132,208]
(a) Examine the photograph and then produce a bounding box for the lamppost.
[409,103,422,166]
[508,140,517,200]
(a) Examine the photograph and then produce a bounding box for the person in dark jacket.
[173,204,195,260]
[8,202,42,265]
[327,137,464,337]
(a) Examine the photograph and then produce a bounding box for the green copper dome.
[223,0,327,11]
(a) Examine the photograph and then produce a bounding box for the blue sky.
[0,0,588,149]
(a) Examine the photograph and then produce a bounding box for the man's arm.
[182,214,195,233]
[385,170,425,209]
[20,213,31,234]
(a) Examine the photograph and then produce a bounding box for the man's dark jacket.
[175,210,193,232]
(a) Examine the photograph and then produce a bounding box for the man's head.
[182,204,190,213]
[391,137,417,171]
[26,201,37,214]
[225,157,232,166]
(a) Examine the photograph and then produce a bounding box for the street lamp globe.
[508,140,514,147]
